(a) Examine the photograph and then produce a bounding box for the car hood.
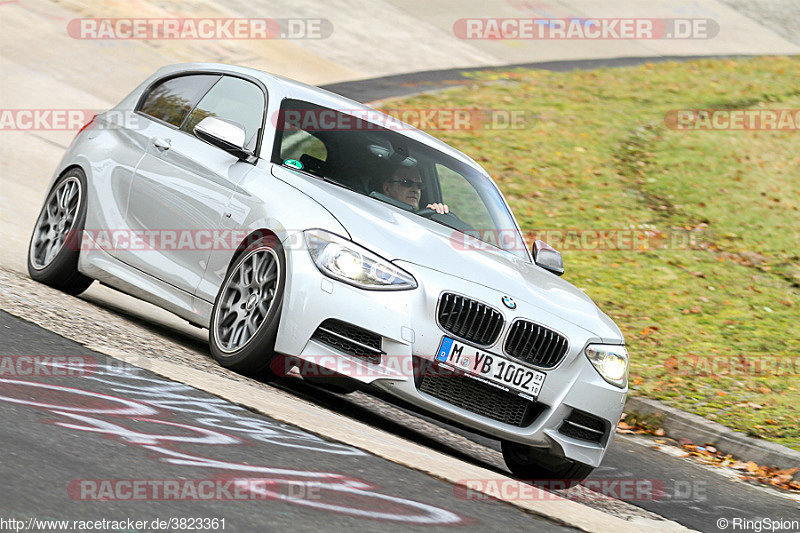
[272,167,624,342]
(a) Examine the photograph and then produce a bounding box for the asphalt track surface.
[319,55,733,103]
[0,310,574,532]
[2,309,798,532]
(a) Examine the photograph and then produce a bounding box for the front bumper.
[274,239,627,467]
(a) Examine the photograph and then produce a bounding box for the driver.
[382,167,449,214]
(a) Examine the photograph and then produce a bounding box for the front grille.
[437,293,504,346]
[504,320,569,368]
[310,319,383,364]
[415,360,545,427]
[559,409,606,443]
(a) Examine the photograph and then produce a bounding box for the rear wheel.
[209,238,286,376]
[27,168,93,295]
[501,440,594,482]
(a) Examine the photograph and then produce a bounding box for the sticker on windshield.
[284,159,303,170]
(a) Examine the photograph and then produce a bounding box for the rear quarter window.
[138,74,219,127]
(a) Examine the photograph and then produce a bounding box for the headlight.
[304,229,418,291]
[585,344,629,388]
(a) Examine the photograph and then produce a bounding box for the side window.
[436,164,495,229]
[138,74,219,127]
[279,130,328,164]
[181,76,266,150]
[272,99,330,172]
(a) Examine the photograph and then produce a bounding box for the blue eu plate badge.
[437,337,454,362]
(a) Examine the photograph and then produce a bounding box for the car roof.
[151,62,486,173]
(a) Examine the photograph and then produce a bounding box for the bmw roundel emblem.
[502,296,516,309]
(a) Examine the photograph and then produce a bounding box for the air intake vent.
[559,409,606,443]
[436,293,504,346]
[504,320,568,369]
[310,319,383,364]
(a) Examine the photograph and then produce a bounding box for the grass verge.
[379,56,800,451]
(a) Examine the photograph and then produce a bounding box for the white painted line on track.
[89,344,694,532]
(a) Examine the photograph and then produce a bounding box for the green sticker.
[284,159,303,170]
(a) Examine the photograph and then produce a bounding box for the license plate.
[435,336,546,399]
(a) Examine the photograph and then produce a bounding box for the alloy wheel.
[30,177,82,269]
[214,248,281,353]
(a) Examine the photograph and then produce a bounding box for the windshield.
[271,98,529,261]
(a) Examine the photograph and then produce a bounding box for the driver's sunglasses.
[391,178,423,189]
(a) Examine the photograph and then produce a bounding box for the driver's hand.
[426,203,449,214]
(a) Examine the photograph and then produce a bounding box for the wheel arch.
[228,228,282,270]
[39,164,88,200]
[58,163,87,178]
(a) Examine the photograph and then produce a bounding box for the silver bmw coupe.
[28,63,628,480]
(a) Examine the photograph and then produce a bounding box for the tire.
[27,168,93,295]
[209,236,286,376]
[501,440,595,482]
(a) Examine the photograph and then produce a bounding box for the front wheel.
[209,237,286,376]
[501,440,595,482]
[27,168,93,295]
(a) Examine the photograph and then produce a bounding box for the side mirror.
[532,240,564,276]
[194,117,253,161]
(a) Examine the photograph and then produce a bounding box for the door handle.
[152,137,171,152]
